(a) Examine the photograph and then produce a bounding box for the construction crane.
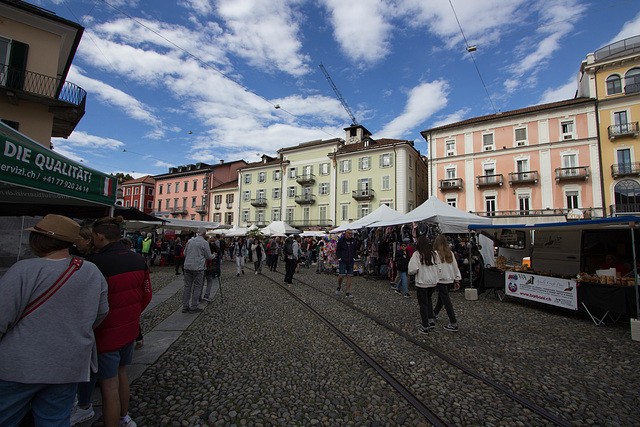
[319,63,358,126]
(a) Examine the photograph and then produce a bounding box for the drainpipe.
[393,144,398,212]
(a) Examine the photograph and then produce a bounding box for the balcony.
[476,174,503,188]
[296,174,316,185]
[608,122,639,140]
[472,207,604,219]
[170,207,187,215]
[611,162,640,178]
[251,198,268,207]
[289,219,334,228]
[509,171,539,185]
[226,203,233,209]
[195,205,208,213]
[624,83,640,94]
[352,188,375,201]
[295,194,316,205]
[610,203,640,216]
[555,166,589,182]
[214,203,221,210]
[439,178,463,191]
[0,64,87,138]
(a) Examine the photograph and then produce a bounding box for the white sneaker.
[70,403,94,425]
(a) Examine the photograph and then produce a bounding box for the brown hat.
[25,214,82,243]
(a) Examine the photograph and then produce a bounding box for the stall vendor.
[600,254,631,276]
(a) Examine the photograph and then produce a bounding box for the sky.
[37,0,640,179]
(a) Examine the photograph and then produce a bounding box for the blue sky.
[38,0,640,179]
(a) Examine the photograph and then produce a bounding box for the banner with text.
[505,271,578,310]
[0,122,116,206]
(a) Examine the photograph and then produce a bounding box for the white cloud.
[538,78,576,104]
[215,0,311,76]
[608,11,640,45]
[378,80,449,138]
[179,0,214,16]
[53,131,125,150]
[321,0,393,64]
[430,108,471,129]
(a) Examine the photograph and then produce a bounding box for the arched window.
[606,74,622,95]
[614,179,640,214]
[624,68,640,94]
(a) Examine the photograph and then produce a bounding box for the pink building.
[121,175,155,213]
[153,160,247,221]
[421,98,604,224]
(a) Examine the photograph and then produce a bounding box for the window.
[607,74,622,95]
[485,195,496,216]
[340,160,351,173]
[184,181,188,192]
[242,191,251,201]
[302,185,312,195]
[256,189,265,200]
[446,197,457,208]
[379,153,393,168]
[125,200,130,207]
[562,153,578,176]
[445,140,456,156]
[483,164,496,182]
[147,201,153,209]
[182,197,187,208]
[482,133,494,151]
[382,175,391,190]
[518,194,530,215]
[358,204,370,219]
[258,172,266,183]
[193,180,197,191]
[167,183,171,194]
[320,162,330,175]
[617,148,632,173]
[288,186,296,198]
[158,200,162,211]
[319,206,327,223]
[242,210,250,223]
[408,202,414,212]
[614,111,630,133]
[133,187,138,195]
[515,127,527,146]
[214,195,222,205]
[320,182,329,195]
[408,175,413,191]
[302,207,310,225]
[357,178,370,195]
[408,156,413,169]
[341,180,349,194]
[272,208,281,221]
[126,188,131,195]
[302,165,313,177]
[174,198,178,208]
[289,167,296,179]
[358,156,371,171]
[159,184,163,195]
[175,182,180,193]
[341,204,349,221]
[516,158,530,180]
[445,167,456,179]
[226,194,234,204]
[225,212,233,225]
[273,170,281,181]
[561,121,574,140]
[256,209,265,224]
[624,68,640,93]
[566,190,579,209]
[148,188,153,195]
[192,197,197,208]
[213,213,221,222]
[273,187,281,199]
[244,174,252,184]
[165,200,170,209]
[286,207,295,222]
[379,201,393,209]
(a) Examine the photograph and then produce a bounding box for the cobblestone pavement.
[129,261,639,426]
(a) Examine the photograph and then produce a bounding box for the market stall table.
[577,282,638,326]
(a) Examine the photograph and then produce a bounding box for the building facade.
[209,179,238,226]
[153,160,246,221]
[0,0,85,146]
[121,175,155,213]
[237,125,429,229]
[421,98,604,225]
[578,35,640,216]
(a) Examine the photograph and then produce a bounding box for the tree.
[113,172,134,182]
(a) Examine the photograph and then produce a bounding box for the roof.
[421,97,595,135]
[278,137,342,153]
[332,137,415,155]
[210,179,238,191]
[238,157,286,171]
[122,175,155,186]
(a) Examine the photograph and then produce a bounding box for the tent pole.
[17,216,25,262]
[631,224,639,319]
[468,230,473,288]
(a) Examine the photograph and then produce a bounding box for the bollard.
[465,288,478,301]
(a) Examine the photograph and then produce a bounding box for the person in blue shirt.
[335,229,357,298]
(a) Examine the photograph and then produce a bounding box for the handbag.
[19,257,83,321]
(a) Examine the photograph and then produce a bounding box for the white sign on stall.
[505,271,578,310]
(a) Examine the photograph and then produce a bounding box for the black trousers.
[284,258,297,283]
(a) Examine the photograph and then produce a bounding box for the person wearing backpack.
[283,235,298,284]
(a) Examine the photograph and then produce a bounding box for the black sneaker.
[427,323,436,330]
[345,293,354,298]
[242,270,245,275]
[335,287,341,295]
[417,326,429,334]
[394,289,402,295]
[443,323,459,332]
[404,293,411,298]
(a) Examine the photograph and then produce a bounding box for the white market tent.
[301,230,326,238]
[260,221,300,237]
[226,224,260,237]
[126,217,224,233]
[331,204,404,233]
[370,196,492,233]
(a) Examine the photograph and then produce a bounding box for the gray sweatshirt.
[0,257,109,384]
[183,235,215,271]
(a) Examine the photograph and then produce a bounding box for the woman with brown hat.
[0,214,109,426]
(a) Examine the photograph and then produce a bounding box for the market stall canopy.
[331,204,403,233]
[301,231,326,237]
[370,196,492,233]
[0,121,117,217]
[260,221,300,237]
[468,215,640,234]
[126,217,223,232]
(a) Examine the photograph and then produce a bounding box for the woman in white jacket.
[408,236,440,335]
[434,235,461,332]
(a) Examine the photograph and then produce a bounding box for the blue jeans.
[0,380,76,427]
[397,271,408,293]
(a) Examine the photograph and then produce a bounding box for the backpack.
[284,238,294,256]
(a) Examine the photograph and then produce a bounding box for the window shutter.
[379,154,384,168]
[8,40,29,90]
[358,157,363,171]
[389,154,393,167]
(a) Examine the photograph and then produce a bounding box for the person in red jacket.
[73,216,152,427]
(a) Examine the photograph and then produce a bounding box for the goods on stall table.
[577,272,636,286]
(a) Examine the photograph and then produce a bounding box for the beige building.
[209,179,238,226]
[0,0,85,146]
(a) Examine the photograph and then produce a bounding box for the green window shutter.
[8,40,29,90]
[389,153,393,167]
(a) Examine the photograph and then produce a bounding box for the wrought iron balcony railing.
[509,171,539,185]
[624,83,640,94]
[0,63,86,106]
[608,122,639,140]
[195,205,208,213]
[472,207,604,219]
[250,198,268,207]
[352,188,375,201]
[555,166,589,182]
[610,203,640,216]
[611,162,640,178]
[171,207,188,215]
[296,174,316,185]
[295,194,316,204]
[476,174,503,188]
[439,178,463,191]
[288,219,334,228]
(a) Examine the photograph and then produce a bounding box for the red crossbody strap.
[19,258,83,321]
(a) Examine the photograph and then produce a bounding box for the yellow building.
[0,0,85,147]
[578,35,640,215]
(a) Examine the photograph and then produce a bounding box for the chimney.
[220,160,224,165]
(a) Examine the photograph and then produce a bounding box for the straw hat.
[25,214,82,243]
